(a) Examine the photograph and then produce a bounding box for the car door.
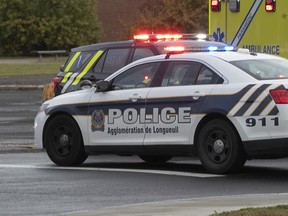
[88,62,160,147]
[143,61,224,152]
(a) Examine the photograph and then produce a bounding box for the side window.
[93,48,130,74]
[161,61,201,86]
[132,48,155,62]
[65,51,95,72]
[196,65,224,85]
[111,62,160,90]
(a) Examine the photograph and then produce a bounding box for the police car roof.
[72,40,134,52]
[71,39,228,52]
[163,50,286,62]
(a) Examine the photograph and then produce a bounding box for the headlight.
[38,103,49,113]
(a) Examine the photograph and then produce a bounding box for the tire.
[139,155,173,163]
[197,119,246,174]
[44,115,88,166]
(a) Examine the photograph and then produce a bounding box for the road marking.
[0,164,224,178]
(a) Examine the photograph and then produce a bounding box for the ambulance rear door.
[209,0,288,58]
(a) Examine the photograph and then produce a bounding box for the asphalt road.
[1,152,288,216]
[0,89,42,146]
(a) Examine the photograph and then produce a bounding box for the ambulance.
[209,0,288,58]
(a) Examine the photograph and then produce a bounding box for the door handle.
[129,94,142,102]
[191,91,205,100]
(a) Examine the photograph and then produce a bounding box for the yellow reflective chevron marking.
[72,50,104,86]
[64,52,81,72]
[61,72,73,83]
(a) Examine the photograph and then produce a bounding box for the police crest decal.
[91,110,105,132]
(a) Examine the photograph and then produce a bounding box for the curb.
[0,85,44,90]
[65,193,288,216]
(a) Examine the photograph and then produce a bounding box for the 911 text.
[246,117,279,127]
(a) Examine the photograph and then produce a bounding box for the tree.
[0,0,100,56]
[131,0,208,35]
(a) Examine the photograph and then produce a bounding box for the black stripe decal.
[234,84,270,116]
[251,95,272,116]
[268,106,279,115]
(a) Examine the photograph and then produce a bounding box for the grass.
[210,205,288,216]
[0,56,67,77]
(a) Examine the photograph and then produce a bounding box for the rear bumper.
[243,138,288,158]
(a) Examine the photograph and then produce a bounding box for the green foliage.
[0,0,100,56]
[131,0,208,34]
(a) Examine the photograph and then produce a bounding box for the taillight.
[265,0,276,12]
[270,89,288,104]
[51,77,63,92]
[211,0,221,12]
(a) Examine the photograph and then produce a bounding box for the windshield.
[230,59,288,80]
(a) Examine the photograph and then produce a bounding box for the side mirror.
[80,80,93,90]
[96,80,109,92]
[60,65,65,72]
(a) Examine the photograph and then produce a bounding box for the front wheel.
[44,115,88,166]
[197,119,246,174]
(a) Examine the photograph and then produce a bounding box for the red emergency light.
[211,0,221,12]
[133,35,150,40]
[164,46,185,52]
[133,34,183,42]
[133,33,211,43]
[265,0,276,12]
[156,34,183,40]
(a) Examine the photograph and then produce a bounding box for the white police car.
[34,49,288,174]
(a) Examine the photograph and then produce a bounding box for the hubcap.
[213,139,224,154]
[59,134,69,147]
[205,130,230,164]
[51,125,73,157]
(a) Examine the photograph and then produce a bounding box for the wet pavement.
[0,75,48,152]
[0,89,42,147]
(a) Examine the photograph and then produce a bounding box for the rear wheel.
[44,115,88,166]
[197,119,246,174]
[139,155,173,163]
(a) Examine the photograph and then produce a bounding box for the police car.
[34,48,288,174]
[52,33,233,96]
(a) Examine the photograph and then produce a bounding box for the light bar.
[196,34,208,40]
[156,34,183,40]
[225,46,234,51]
[133,33,211,42]
[133,35,150,40]
[208,46,218,51]
[134,34,183,42]
[164,46,185,52]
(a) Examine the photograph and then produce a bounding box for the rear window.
[93,48,130,74]
[230,59,288,80]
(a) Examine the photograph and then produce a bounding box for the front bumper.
[34,111,48,149]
